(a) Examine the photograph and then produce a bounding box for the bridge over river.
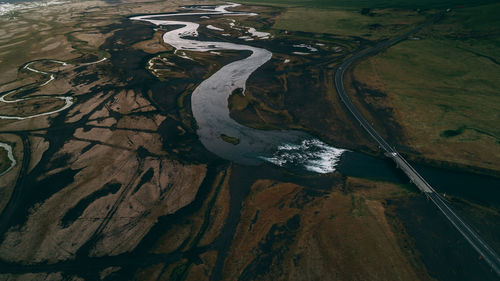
[334,12,500,277]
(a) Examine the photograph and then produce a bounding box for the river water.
[0,60,74,120]
[131,3,346,173]
[131,3,500,206]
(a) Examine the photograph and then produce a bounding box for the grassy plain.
[352,2,500,174]
[236,0,500,174]
[237,0,497,38]
[238,0,499,9]
[273,8,425,39]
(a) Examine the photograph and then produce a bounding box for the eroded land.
[0,0,499,281]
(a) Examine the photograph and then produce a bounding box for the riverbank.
[0,1,499,280]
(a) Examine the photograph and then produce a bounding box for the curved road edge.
[334,11,500,276]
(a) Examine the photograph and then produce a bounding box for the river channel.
[130,3,500,207]
[131,3,346,173]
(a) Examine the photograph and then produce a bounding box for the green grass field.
[238,0,499,9]
[237,0,500,38]
[272,7,425,38]
[237,0,500,173]
[352,2,500,173]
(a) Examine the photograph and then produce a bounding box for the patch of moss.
[441,126,465,138]
[220,134,240,145]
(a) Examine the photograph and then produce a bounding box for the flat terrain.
[351,3,500,174]
[235,0,500,175]
[273,7,426,39]
[0,0,499,280]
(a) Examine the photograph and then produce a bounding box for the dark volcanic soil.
[387,196,499,281]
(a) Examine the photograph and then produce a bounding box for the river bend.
[131,3,345,173]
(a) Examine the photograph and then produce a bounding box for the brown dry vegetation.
[127,167,446,281]
[0,0,215,276]
[222,178,429,281]
[1,1,498,280]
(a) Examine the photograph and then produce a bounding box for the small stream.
[0,57,108,121]
[0,60,73,120]
[0,57,107,174]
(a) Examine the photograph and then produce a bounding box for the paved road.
[334,13,500,276]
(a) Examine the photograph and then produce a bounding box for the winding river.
[0,57,107,175]
[131,3,346,173]
[0,59,74,120]
[0,57,108,121]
